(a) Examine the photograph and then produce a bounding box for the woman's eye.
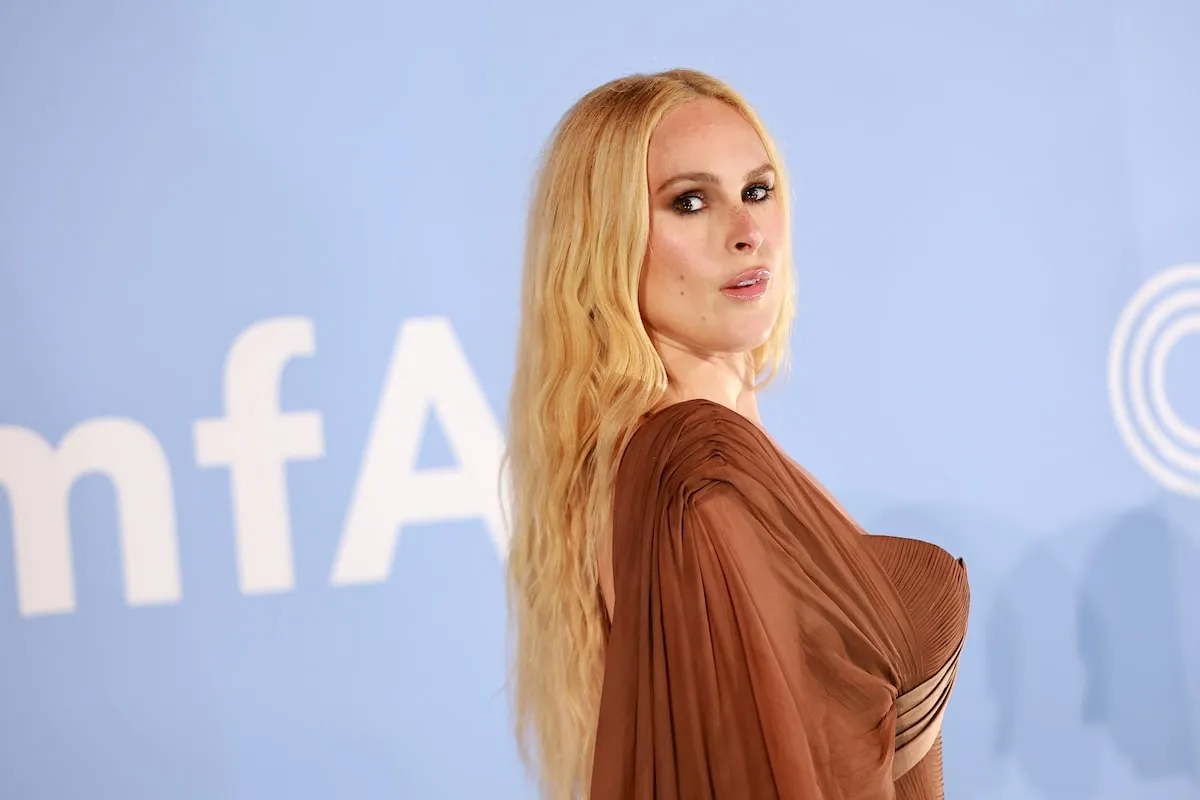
[673,184,771,214]
[673,194,704,214]
[745,184,773,202]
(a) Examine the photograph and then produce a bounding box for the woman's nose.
[727,210,764,254]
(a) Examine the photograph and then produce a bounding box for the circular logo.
[1108,263,1200,497]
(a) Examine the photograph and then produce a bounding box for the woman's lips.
[720,268,771,300]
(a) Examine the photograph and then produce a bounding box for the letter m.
[0,419,182,617]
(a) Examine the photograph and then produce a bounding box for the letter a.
[331,316,508,586]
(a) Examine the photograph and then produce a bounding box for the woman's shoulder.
[623,396,766,458]
[616,398,782,501]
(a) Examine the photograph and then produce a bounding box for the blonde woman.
[505,68,969,800]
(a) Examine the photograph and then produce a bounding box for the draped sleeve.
[590,400,921,800]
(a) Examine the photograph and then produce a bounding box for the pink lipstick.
[720,268,771,300]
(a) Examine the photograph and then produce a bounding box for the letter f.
[193,317,325,595]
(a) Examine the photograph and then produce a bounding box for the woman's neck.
[652,340,762,426]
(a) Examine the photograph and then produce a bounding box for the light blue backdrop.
[2,2,1198,798]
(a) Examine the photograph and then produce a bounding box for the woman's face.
[639,97,786,362]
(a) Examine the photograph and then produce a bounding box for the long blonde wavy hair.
[504,68,797,799]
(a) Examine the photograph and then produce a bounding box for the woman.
[505,68,969,800]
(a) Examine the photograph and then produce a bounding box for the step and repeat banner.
[1,2,1198,799]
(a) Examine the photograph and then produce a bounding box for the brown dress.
[591,399,970,799]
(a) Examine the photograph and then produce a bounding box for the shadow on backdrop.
[1077,505,1199,786]
[863,498,1200,800]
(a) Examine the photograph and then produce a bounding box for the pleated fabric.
[591,400,969,800]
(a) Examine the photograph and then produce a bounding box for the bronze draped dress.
[591,400,970,799]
